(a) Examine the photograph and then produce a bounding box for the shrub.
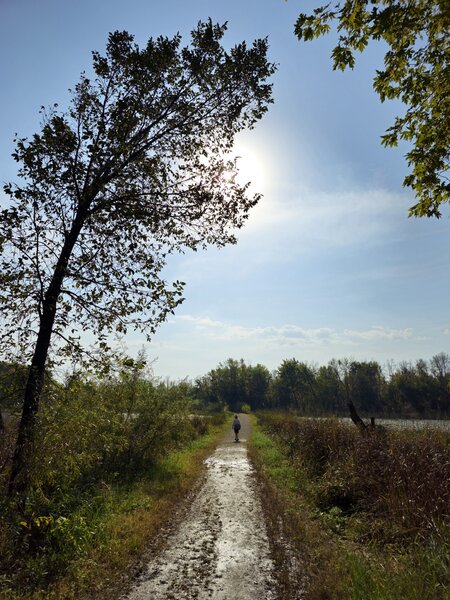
[260,414,450,541]
[190,415,209,436]
[209,412,227,426]
[0,371,204,591]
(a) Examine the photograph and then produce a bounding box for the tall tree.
[245,363,271,409]
[1,21,275,495]
[347,360,384,414]
[316,363,344,414]
[210,358,248,412]
[273,358,317,411]
[387,360,437,416]
[295,0,450,217]
[429,352,450,413]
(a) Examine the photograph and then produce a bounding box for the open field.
[337,417,450,431]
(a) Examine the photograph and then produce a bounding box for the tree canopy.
[195,355,450,418]
[1,21,276,495]
[194,358,271,412]
[295,0,450,217]
[1,22,275,364]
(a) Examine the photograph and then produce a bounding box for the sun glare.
[233,144,266,193]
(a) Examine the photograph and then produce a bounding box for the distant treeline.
[193,354,450,418]
[1,353,449,420]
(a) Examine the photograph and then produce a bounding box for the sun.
[233,144,266,193]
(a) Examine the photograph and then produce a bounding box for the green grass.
[251,427,303,494]
[248,418,343,599]
[345,538,450,600]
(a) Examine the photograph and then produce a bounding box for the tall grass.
[259,413,449,540]
[252,413,450,599]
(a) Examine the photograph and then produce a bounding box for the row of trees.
[193,354,450,418]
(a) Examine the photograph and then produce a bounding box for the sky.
[1,0,449,381]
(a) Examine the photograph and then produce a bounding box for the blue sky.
[1,0,449,380]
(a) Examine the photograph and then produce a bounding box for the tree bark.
[8,304,57,496]
[8,220,83,497]
[347,400,368,434]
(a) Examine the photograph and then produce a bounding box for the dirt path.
[124,414,276,600]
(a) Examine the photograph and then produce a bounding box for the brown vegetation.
[250,413,450,599]
[262,414,449,540]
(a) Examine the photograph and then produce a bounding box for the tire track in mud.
[124,415,276,600]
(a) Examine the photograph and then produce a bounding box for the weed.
[250,412,450,599]
[0,375,228,598]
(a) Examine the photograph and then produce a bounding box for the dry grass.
[250,413,450,600]
[260,414,450,540]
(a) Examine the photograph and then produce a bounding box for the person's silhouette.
[232,415,241,442]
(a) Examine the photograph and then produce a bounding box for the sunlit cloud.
[343,326,413,341]
[171,185,414,284]
[244,187,410,245]
[175,316,415,348]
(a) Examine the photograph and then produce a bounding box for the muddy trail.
[124,414,276,600]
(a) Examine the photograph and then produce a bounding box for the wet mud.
[124,415,276,600]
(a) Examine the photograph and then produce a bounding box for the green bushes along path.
[0,370,228,599]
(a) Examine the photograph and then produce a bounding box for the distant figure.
[232,415,241,442]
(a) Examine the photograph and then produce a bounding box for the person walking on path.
[232,414,241,442]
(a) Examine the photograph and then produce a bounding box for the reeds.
[259,413,450,541]
[252,413,450,599]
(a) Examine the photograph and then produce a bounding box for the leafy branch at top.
[295,0,450,217]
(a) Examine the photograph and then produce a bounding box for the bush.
[26,376,197,493]
[259,414,450,540]
[190,415,209,436]
[210,412,227,426]
[0,370,205,591]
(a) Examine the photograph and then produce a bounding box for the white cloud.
[163,185,415,283]
[174,316,415,348]
[174,315,223,329]
[243,186,410,248]
[343,326,413,341]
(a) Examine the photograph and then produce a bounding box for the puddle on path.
[124,416,275,600]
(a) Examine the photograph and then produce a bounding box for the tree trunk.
[8,220,83,498]
[0,408,4,432]
[347,400,367,434]
[8,303,59,496]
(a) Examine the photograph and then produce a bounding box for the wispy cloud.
[343,326,413,341]
[243,187,410,247]
[175,315,414,347]
[170,186,413,283]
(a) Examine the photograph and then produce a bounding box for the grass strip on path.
[248,415,344,600]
